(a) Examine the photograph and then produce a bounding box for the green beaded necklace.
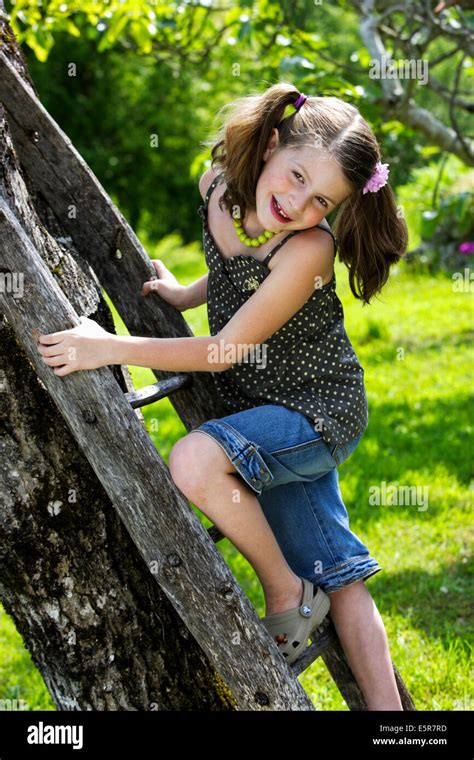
[232,214,275,248]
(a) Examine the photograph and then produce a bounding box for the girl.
[37,82,408,710]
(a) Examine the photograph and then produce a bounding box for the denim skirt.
[192,403,382,594]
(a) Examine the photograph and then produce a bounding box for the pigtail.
[333,183,409,305]
[202,82,301,219]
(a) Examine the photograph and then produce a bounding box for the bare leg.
[169,435,304,615]
[328,581,403,710]
[170,435,402,710]
[190,470,304,614]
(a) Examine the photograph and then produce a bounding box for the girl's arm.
[181,273,208,310]
[36,229,334,378]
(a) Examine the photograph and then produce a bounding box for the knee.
[168,435,209,500]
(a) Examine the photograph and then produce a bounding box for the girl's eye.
[292,171,328,208]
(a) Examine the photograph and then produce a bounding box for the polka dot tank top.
[197,172,369,447]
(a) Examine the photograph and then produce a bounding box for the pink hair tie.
[293,93,307,111]
[363,161,390,194]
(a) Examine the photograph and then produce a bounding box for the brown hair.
[204,81,408,305]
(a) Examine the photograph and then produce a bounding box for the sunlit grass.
[0,609,55,710]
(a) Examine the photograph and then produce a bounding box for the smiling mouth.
[271,195,293,223]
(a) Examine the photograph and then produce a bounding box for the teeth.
[274,198,290,219]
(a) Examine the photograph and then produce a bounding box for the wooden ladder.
[0,51,415,711]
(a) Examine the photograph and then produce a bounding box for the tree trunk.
[0,9,235,711]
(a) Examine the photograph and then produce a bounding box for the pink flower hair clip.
[362,161,390,194]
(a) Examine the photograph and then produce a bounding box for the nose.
[288,189,308,218]
[288,198,304,219]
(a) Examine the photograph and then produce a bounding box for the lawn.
[1,232,472,711]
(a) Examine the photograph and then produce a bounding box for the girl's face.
[255,128,352,232]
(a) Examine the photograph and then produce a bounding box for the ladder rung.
[291,619,335,674]
[207,525,225,543]
[125,374,192,408]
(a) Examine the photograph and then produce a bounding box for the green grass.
[1,235,472,711]
[0,610,55,710]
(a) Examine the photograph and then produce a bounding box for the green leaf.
[420,146,441,158]
[358,47,372,67]
[24,27,53,62]
[64,20,81,38]
[110,13,132,40]
[420,210,439,239]
[130,20,153,53]
[238,21,252,42]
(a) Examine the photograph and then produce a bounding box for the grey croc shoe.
[261,577,330,665]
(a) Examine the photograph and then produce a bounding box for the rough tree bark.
[0,7,237,711]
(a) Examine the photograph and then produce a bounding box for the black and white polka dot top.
[197,172,369,446]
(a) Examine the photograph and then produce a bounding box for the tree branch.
[355,0,473,164]
[428,75,474,112]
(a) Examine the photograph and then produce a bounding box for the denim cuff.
[194,420,275,495]
[312,554,383,594]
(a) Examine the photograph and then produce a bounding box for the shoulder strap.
[203,172,224,209]
[262,231,301,265]
[314,223,339,256]
[262,223,338,265]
